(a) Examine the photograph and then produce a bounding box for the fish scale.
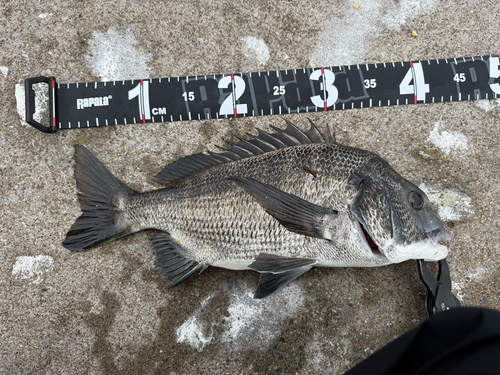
[63,120,451,298]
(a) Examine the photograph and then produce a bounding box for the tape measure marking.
[24,54,500,132]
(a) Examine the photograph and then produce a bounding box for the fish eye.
[408,192,424,210]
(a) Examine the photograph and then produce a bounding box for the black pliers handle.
[417,259,461,317]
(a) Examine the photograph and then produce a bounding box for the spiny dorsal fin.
[153,120,335,186]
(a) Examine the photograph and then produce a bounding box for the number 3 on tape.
[24,54,500,132]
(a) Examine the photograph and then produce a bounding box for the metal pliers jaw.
[417,259,461,317]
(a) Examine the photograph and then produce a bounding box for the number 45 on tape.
[25,54,500,133]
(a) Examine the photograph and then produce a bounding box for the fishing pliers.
[417,259,461,317]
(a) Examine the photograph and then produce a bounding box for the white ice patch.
[428,121,468,156]
[419,183,474,221]
[466,267,487,281]
[38,13,52,18]
[475,99,500,111]
[86,27,151,81]
[12,255,54,284]
[15,83,49,126]
[311,0,439,67]
[452,267,488,302]
[176,316,214,352]
[452,281,465,302]
[15,84,26,125]
[220,283,304,350]
[176,294,214,351]
[176,283,305,352]
[0,66,8,78]
[241,36,270,67]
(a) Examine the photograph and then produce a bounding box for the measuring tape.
[25,54,500,133]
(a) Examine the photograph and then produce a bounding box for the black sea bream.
[63,120,451,298]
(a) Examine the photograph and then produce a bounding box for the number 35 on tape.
[25,54,500,132]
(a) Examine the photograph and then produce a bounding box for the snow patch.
[452,281,465,302]
[475,99,500,111]
[220,283,304,350]
[419,183,474,221]
[466,267,487,281]
[176,294,214,351]
[12,255,54,284]
[311,0,439,66]
[15,84,26,125]
[241,36,270,67]
[86,27,151,81]
[176,315,213,352]
[427,121,468,156]
[452,268,488,302]
[38,13,52,18]
[0,66,8,78]
[176,283,305,352]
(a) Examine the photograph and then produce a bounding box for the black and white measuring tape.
[25,54,500,132]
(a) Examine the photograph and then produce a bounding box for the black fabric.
[345,308,500,375]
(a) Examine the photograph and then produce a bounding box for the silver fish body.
[64,120,450,298]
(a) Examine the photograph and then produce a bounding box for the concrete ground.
[1,0,499,373]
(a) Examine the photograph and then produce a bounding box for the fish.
[63,120,451,298]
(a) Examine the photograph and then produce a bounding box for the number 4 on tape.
[25,54,500,133]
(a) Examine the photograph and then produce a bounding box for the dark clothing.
[345,308,500,375]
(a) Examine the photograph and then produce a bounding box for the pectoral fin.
[229,176,338,240]
[249,253,316,299]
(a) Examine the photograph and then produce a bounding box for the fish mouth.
[427,227,452,246]
[424,228,452,260]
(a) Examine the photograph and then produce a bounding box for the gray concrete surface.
[1,0,499,374]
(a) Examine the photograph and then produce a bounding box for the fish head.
[349,156,451,264]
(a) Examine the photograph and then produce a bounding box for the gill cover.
[349,174,393,248]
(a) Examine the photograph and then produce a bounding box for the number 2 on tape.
[219,75,248,116]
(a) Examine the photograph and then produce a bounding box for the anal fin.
[254,267,312,299]
[152,234,207,288]
[250,253,316,299]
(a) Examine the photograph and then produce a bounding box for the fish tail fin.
[63,145,137,252]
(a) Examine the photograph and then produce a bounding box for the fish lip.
[426,228,452,246]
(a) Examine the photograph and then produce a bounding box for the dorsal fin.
[153,120,336,186]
